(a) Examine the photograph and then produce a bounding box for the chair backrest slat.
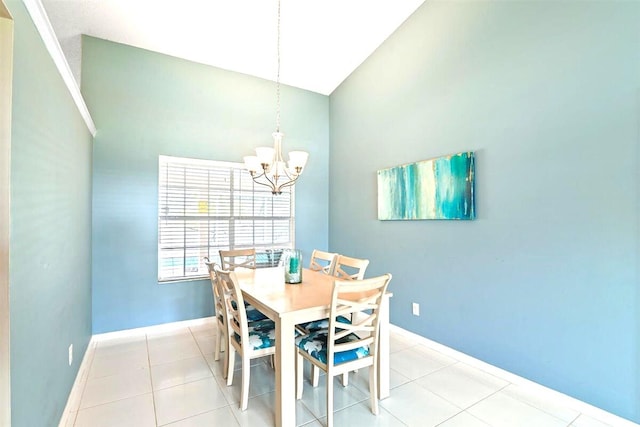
[333,255,369,280]
[220,248,257,271]
[309,250,338,275]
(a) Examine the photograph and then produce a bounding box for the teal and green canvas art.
[377,152,475,220]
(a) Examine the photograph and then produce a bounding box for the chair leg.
[240,353,250,411]
[369,361,379,415]
[326,373,334,427]
[226,345,236,386]
[341,372,349,387]
[312,365,320,387]
[296,352,304,400]
[222,332,229,380]
[215,328,222,361]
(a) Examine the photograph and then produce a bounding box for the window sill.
[158,276,209,285]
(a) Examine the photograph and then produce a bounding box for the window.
[158,155,294,281]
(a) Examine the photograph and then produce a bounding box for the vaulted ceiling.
[42,0,425,95]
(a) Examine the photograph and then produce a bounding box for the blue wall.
[329,0,639,422]
[7,1,93,426]
[81,37,330,333]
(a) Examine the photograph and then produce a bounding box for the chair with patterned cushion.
[204,257,228,377]
[295,274,392,427]
[304,254,370,386]
[299,254,367,335]
[214,265,276,411]
[219,248,268,323]
[296,250,338,334]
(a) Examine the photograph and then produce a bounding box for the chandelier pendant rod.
[242,0,309,195]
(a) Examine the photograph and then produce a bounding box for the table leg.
[275,315,296,427]
[378,295,390,399]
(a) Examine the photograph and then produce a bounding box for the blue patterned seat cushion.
[233,319,276,350]
[295,330,369,365]
[230,300,269,322]
[298,315,351,333]
[246,304,269,321]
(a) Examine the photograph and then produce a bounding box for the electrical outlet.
[412,302,420,316]
[68,344,73,366]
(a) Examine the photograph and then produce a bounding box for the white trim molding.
[0,3,13,425]
[22,0,97,137]
[390,325,640,427]
[58,318,639,427]
[57,317,216,426]
[57,337,97,427]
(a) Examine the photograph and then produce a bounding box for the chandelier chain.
[276,0,281,133]
[243,0,308,195]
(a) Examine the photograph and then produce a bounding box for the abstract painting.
[377,151,475,220]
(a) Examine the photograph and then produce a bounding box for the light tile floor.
[64,319,624,427]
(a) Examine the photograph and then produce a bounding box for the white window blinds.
[158,155,294,281]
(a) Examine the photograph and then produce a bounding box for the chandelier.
[243,0,309,195]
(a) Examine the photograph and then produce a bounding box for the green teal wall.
[81,37,330,333]
[329,0,639,422]
[7,1,93,426]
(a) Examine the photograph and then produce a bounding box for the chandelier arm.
[251,177,281,192]
[249,171,266,180]
[257,170,278,190]
[275,175,300,193]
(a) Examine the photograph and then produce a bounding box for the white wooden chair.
[204,257,228,377]
[309,249,338,275]
[295,274,392,427]
[219,248,257,270]
[215,265,276,411]
[219,248,268,322]
[333,254,369,280]
[296,249,337,335]
[305,254,370,386]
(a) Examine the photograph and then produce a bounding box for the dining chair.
[219,249,268,322]
[295,249,338,335]
[204,257,228,376]
[219,248,257,270]
[303,254,371,386]
[309,249,338,275]
[214,265,276,411]
[333,254,370,280]
[299,254,369,334]
[295,274,392,427]
[304,254,369,387]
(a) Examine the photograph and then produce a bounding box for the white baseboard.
[58,317,216,426]
[91,316,216,343]
[57,337,97,427]
[389,324,639,427]
[58,319,638,427]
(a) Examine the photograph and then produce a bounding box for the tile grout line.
[188,324,245,426]
[567,412,582,426]
[145,333,160,427]
[495,384,585,426]
[389,325,635,426]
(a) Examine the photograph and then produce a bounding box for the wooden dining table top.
[233,266,336,316]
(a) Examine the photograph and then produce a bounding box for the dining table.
[233,266,392,427]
